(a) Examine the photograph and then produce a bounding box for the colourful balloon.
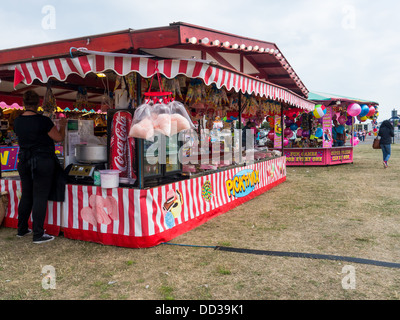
[284,128,292,136]
[315,127,323,138]
[296,129,303,137]
[359,105,370,118]
[351,137,360,146]
[285,119,294,127]
[367,106,376,117]
[338,115,347,125]
[290,124,298,131]
[268,131,275,140]
[347,103,361,117]
[313,105,327,119]
[357,115,368,122]
[284,138,289,147]
[302,130,310,138]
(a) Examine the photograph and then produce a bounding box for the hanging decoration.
[185,79,206,104]
[42,85,57,117]
[125,72,137,104]
[205,84,229,108]
[161,76,183,100]
[242,94,259,118]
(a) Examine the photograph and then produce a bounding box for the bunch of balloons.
[347,103,379,123]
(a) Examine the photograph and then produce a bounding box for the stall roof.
[0,22,309,97]
[309,91,379,106]
[0,22,315,111]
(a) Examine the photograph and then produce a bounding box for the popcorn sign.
[0,147,19,171]
[226,169,260,198]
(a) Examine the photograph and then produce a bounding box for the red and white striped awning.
[13,54,315,111]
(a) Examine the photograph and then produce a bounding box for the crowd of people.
[357,129,367,142]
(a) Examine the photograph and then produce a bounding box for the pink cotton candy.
[153,114,172,136]
[129,118,154,140]
[170,113,191,135]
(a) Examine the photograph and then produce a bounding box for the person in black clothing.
[13,90,66,244]
[242,121,255,150]
[378,120,394,169]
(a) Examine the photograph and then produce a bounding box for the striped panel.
[14,55,314,111]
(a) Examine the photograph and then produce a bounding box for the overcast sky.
[1,0,399,120]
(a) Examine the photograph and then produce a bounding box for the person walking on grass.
[378,120,394,169]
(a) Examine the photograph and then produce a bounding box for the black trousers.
[17,155,55,240]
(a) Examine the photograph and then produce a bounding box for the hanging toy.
[42,86,57,115]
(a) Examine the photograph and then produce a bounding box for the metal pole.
[281,104,284,154]
[238,94,243,164]
[136,73,144,189]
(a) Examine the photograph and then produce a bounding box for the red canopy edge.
[12,54,315,111]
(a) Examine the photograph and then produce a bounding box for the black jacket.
[378,120,394,145]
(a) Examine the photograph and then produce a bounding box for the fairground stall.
[270,91,379,167]
[0,22,315,248]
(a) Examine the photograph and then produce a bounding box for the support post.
[136,73,144,189]
[281,104,285,154]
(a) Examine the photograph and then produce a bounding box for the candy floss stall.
[272,91,379,167]
[0,23,315,248]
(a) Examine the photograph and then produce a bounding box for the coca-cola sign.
[110,112,134,178]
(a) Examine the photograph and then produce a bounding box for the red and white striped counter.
[0,179,62,236]
[1,157,286,248]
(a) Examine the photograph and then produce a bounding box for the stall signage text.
[285,151,323,163]
[331,149,352,161]
[1,146,63,172]
[226,169,260,198]
[0,147,19,171]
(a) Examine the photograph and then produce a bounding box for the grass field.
[0,144,399,300]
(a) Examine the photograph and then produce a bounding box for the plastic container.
[99,170,120,189]
[93,171,101,186]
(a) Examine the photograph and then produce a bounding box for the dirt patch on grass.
[1,145,400,300]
